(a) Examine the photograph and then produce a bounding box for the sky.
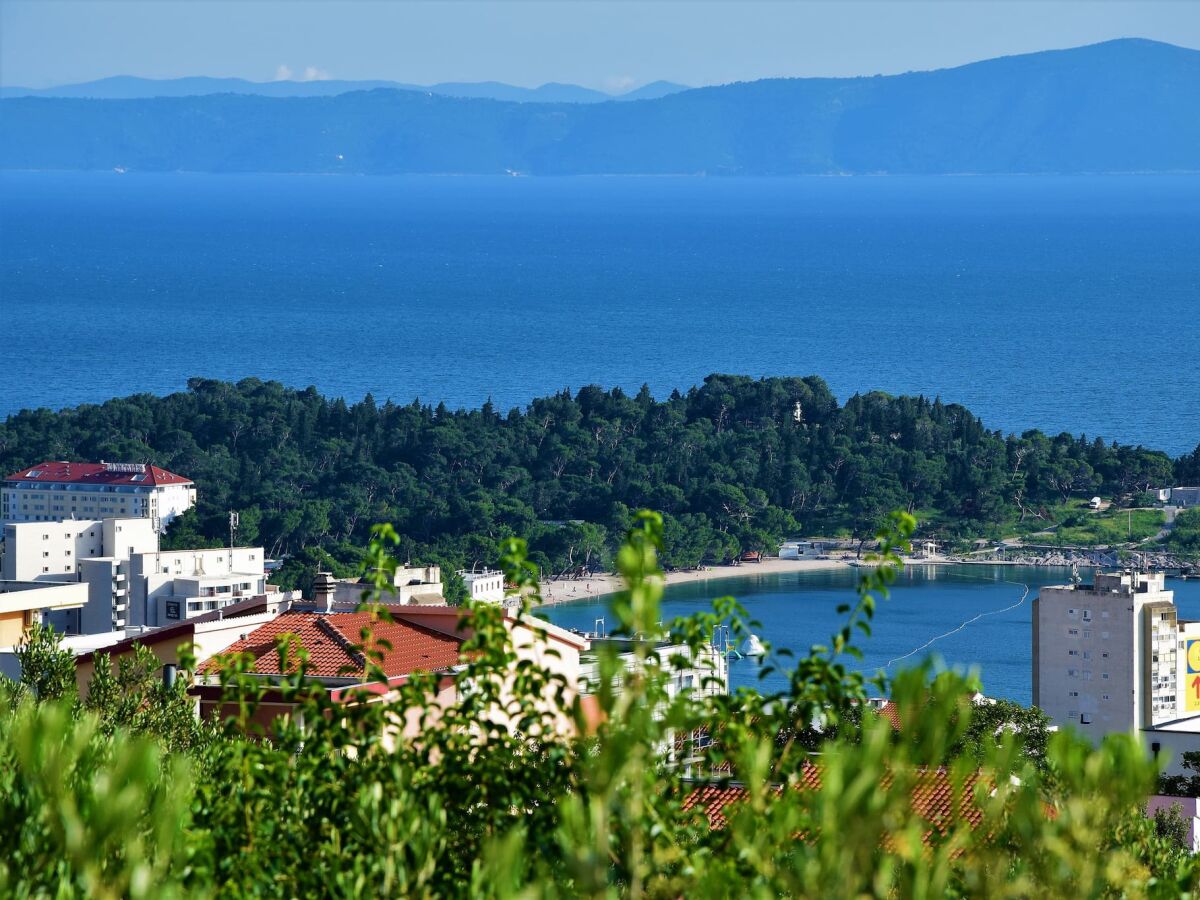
[2,0,1199,91]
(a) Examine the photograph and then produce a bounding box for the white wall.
[1,518,156,583]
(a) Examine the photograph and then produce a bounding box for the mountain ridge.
[2,39,1197,176]
[0,74,692,103]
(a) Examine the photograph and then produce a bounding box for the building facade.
[1169,487,1200,509]
[2,461,195,531]
[0,580,88,646]
[1,517,158,583]
[78,546,267,634]
[1033,570,1200,772]
[459,568,505,604]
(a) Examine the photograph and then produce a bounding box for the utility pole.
[229,511,239,574]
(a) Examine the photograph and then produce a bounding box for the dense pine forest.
[1,375,1197,585]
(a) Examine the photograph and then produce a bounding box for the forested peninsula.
[3,375,1198,587]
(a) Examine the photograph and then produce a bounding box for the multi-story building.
[0,580,88,646]
[79,546,267,634]
[1033,570,1200,772]
[2,461,195,531]
[459,568,506,604]
[1,517,158,583]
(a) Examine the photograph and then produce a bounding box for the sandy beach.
[537,557,852,606]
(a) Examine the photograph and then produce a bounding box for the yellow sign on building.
[1186,639,1200,713]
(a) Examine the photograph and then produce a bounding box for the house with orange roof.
[192,573,591,741]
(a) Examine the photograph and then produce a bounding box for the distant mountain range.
[0,75,690,103]
[2,39,1198,176]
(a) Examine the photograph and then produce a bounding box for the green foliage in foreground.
[0,511,1196,897]
[1,375,1193,587]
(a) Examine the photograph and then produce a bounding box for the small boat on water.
[741,634,766,657]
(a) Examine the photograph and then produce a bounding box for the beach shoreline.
[534,555,1083,608]
[536,557,850,607]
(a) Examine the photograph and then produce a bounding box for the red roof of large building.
[4,461,192,487]
[199,610,464,681]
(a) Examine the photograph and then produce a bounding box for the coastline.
[534,555,1081,608]
[536,557,850,607]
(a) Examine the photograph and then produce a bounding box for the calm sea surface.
[536,565,1200,704]
[1,173,1198,453]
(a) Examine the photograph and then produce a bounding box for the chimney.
[312,571,336,613]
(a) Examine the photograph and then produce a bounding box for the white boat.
[741,634,766,657]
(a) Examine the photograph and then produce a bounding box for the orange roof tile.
[682,764,986,843]
[200,610,463,680]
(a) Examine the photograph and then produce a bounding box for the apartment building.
[79,546,267,634]
[2,461,195,531]
[460,568,505,604]
[1033,570,1200,772]
[1,517,158,582]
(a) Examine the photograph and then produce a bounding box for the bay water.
[536,565,1200,703]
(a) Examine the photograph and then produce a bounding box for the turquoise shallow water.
[2,172,1198,453]
[536,565,1200,704]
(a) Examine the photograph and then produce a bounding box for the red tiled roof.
[682,764,985,843]
[869,700,904,730]
[4,461,192,487]
[199,610,464,680]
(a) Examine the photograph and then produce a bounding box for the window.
[1101,611,1110,619]
[1102,652,1109,659]
[42,551,49,558]
[1068,649,1079,657]
[1068,628,1079,636]
[1102,673,1109,680]
[1069,690,1079,697]
[1102,693,1111,701]
[1081,714,1093,724]
[1101,631,1110,639]
[1083,630,1092,638]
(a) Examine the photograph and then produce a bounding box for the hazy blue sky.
[3,0,1199,90]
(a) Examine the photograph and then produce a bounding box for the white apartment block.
[1033,570,1200,773]
[1,517,158,582]
[2,461,196,532]
[79,546,267,634]
[460,568,506,604]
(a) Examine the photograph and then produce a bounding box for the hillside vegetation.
[1,375,1194,586]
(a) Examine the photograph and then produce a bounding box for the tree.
[13,622,75,702]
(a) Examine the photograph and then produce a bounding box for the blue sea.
[1,172,1198,454]
[537,566,1200,703]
